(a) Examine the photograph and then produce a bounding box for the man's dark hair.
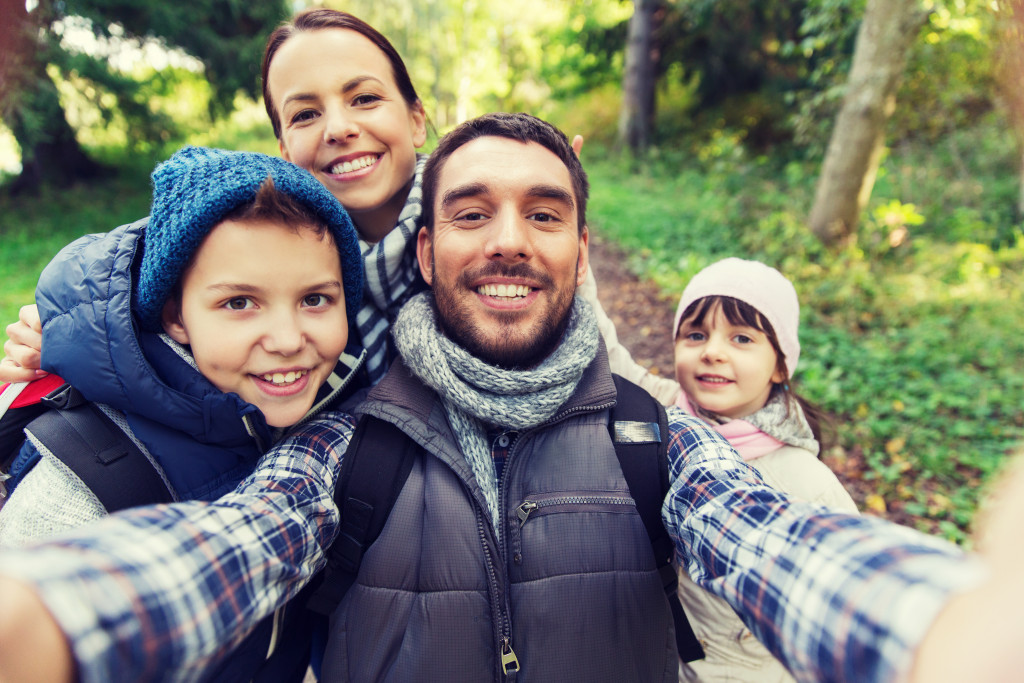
[422,113,588,235]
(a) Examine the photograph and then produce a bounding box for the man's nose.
[486,211,532,261]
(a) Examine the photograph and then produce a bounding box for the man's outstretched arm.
[0,413,354,683]
[909,454,1024,682]
[663,407,986,683]
[0,576,75,683]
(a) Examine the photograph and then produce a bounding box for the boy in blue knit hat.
[0,146,364,681]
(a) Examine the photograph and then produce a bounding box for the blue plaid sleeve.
[663,406,983,683]
[0,412,356,683]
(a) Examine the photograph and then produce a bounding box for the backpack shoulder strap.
[306,413,419,616]
[610,374,705,663]
[24,383,173,512]
[0,376,67,473]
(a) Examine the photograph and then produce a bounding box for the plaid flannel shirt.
[0,408,980,682]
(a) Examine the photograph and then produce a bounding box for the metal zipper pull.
[501,636,520,674]
[516,501,538,526]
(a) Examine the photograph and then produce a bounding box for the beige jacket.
[677,445,859,682]
[578,268,680,404]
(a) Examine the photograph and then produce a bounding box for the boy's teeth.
[477,283,532,298]
[261,370,308,385]
[330,155,376,174]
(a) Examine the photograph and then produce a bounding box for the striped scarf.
[393,292,600,538]
[356,154,428,384]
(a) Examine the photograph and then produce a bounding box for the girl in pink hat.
[671,257,858,683]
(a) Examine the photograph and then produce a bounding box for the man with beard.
[0,114,1001,683]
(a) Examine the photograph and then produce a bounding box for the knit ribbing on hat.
[134,146,363,333]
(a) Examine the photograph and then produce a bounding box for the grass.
[0,171,154,329]
[582,117,1024,544]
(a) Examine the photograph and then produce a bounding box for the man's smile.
[476,283,534,299]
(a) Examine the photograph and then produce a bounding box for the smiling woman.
[266,27,427,243]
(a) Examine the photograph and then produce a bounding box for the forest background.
[1,0,1022,544]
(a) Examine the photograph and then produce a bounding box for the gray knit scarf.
[392,292,600,537]
[356,154,427,384]
[693,391,819,456]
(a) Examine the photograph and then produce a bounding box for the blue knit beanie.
[134,146,363,333]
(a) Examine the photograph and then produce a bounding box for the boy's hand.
[572,135,584,158]
[0,305,45,383]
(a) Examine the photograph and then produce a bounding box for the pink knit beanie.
[673,258,801,378]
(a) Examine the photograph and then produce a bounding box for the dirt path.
[587,237,677,380]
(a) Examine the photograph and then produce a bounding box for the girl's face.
[674,302,784,419]
[268,28,427,242]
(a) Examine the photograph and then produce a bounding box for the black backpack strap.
[1,400,48,473]
[610,374,705,663]
[306,414,419,616]
[25,384,173,512]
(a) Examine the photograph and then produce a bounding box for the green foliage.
[0,156,155,330]
[890,7,998,142]
[658,0,842,147]
[584,114,1024,543]
[545,84,625,147]
[538,2,631,98]
[783,0,863,150]
[330,0,632,131]
[59,0,288,115]
[1,0,287,188]
[789,0,1003,153]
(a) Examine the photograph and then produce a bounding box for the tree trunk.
[619,0,659,153]
[994,1,1024,218]
[0,0,33,122]
[808,0,928,246]
[0,0,106,195]
[1019,150,1024,218]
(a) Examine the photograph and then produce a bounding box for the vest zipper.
[476,501,516,682]
[501,636,520,678]
[241,413,267,453]
[493,397,616,681]
[264,605,286,661]
[496,422,523,680]
[516,495,636,526]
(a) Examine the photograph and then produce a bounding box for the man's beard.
[431,261,576,370]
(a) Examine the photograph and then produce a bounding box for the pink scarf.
[675,393,783,461]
